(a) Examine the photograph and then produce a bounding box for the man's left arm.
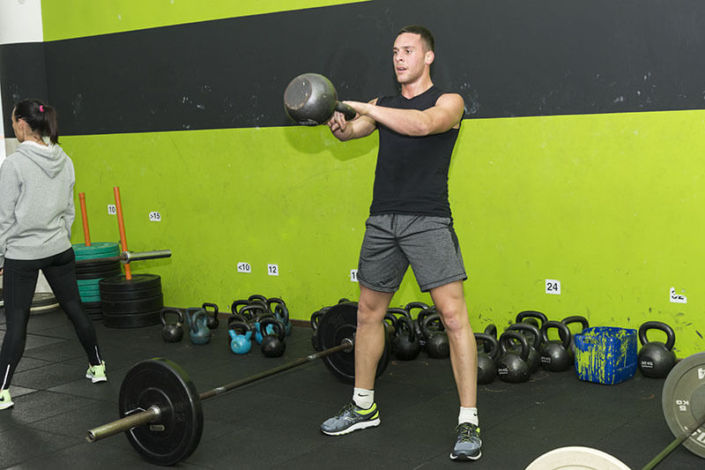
[342,93,464,137]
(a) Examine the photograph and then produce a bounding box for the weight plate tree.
[86,303,390,465]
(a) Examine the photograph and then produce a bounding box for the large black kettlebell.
[638,321,676,378]
[562,315,589,363]
[539,321,572,372]
[284,73,356,125]
[506,323,541,374]
[516,310,548,329]
[260,317,286,358]
[497,331,531,383]
[392,315,422,361]
[160,308,184,343]
[202,302,219,330]
[422,313,450,359]
[475,332,499,385]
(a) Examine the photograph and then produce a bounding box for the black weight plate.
[662,351,705,458]
[77,267,123,281]
[317,303,390,383]
[76,258,121,272]
[102,294,164,315]
[99,274,162,293]
[103,311,161,328]
[119,358,203,466]
[100,286,163,302]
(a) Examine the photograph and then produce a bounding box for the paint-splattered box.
[574,327,637,384]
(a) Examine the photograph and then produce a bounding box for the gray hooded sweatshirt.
[0,141,75,268]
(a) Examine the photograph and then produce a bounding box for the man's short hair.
[397,25,435,52]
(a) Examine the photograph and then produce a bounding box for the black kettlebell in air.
[260,317,286,358]
[497,331,531,383]
[392,315,422,361]
[422,313,450,359]
[562,315,589,363]
[516,310,548,330]
[539,321,572,372]
[506,323,541,374]
[475,332,499,384]
[283,73,356,125]
[160,308,184,343]
[202,302,220,330]
[638,321,676,378]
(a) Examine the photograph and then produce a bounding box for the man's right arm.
[327,98,378,141]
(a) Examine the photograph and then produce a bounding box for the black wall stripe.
[2,0,705,136]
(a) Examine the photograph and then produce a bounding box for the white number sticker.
[546,279,561,295]
[268,264,279,276]
[149,211,162,222]
[107,204,116,215]
[350,269,358,282]
[237,262,252,274]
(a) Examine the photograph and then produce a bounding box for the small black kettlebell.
[483,324,498,353]
[539,321,572,372]
[202,302,220,330]
[497,331,531,383]
[160,308,184,343]
[260,317,286,358]
[392,315,421,361]
[422,313,450,359]
[638,321,676,378]
[506,323,541,374]
[475,332,499,385]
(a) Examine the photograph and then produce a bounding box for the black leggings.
[1,247,103,390]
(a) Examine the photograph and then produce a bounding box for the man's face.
[393,32,433,84]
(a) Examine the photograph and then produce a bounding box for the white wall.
[0,0,44,164]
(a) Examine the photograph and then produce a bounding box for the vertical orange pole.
[113,186,132,280]
[78,192,91,246]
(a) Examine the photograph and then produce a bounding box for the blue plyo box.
[574,326,637,385]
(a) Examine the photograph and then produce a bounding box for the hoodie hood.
[15,141,68,178]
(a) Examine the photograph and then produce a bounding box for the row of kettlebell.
[160,302,221,344]
[309,300,451,360]
[227,294,291,357]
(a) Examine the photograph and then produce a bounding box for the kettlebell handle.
[499,331,530,361]
[516,310,548,326]
[540,320,572,349]
[160,308,183,327]
[475,332,500,360]
[506,322,541,348]
[638,321,676,350]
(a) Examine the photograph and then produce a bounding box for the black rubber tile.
[13,356,52,373]
[4,440,214,469]
[0,390,99,426]
[11,361,91,390]
[48,369,128,404]
[22,337,87,361]
[0,426,81,468]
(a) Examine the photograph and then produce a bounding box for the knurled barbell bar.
[75,249,172,265]
[85,303,390,466]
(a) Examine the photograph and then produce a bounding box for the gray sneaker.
[320,402,381,436]
[450,422,482,461]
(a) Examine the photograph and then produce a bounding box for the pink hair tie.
[39,105,45,112]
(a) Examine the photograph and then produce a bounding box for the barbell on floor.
[85,303,390,466]
[75,249,172,265]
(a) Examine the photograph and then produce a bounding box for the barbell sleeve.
[86,405,161,443]
[75,249,172,265]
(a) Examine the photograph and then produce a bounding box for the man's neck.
[400,76,434,99]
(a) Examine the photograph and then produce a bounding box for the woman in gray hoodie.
[0,99,107,410]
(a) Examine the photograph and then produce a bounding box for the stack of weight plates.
[73,242,122,320]
[99,274,163,328]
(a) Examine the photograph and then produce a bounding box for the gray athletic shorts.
[357,214,467,293]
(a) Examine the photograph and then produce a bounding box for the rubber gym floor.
[0,307,701,470]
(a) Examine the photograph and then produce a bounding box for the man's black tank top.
[370,86,460,217]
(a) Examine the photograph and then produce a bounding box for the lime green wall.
[41,0,370,40]
[65,110,705,356]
